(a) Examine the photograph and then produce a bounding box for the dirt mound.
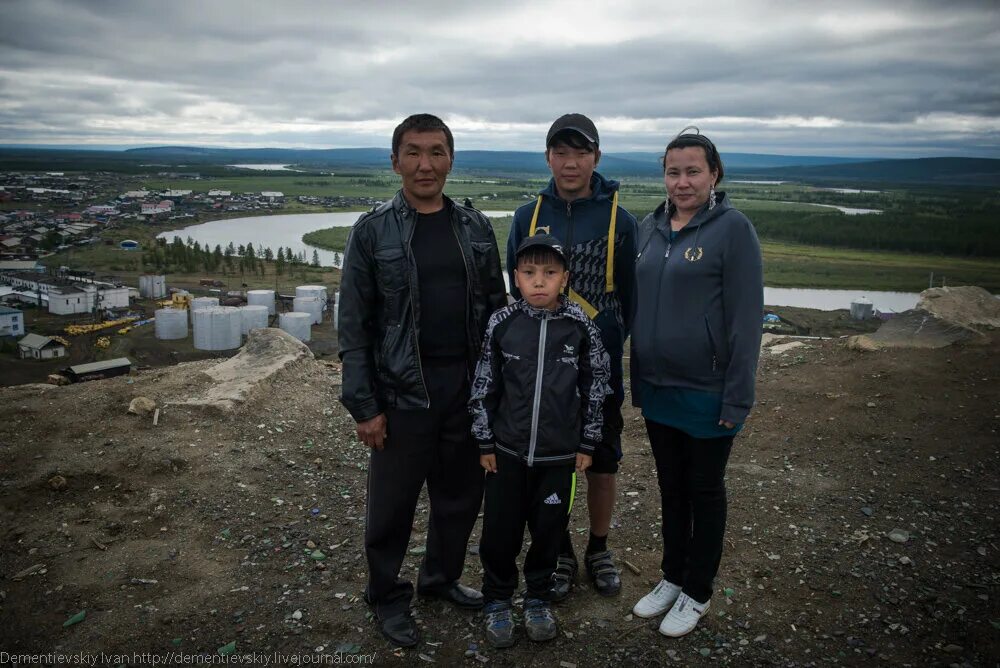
[847,285,998,350]
[171,328,314,412]
[917,285,1000,329]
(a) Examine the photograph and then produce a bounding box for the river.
[158,212,921,312]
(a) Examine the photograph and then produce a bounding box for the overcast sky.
[1,0,998,157]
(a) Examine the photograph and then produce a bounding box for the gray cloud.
[0,0,997,156]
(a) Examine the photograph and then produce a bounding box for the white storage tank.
[247,289,276,315]
[154,308,188,340]
[850,297,874,320]
[139,275,168,299]
[293,296,324,325]
[191,296,220,312]
[296,285,328,310]
[279,312,312,342]
[240,305,270,335]
[192,306,242,350]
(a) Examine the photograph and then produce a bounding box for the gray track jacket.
[630,194,763,424]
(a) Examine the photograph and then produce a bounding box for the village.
[0,169,360,386]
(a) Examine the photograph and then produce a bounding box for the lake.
[158,212,921,312]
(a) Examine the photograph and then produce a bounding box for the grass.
[761,240,1000,292]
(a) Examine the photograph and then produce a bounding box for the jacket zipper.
[563,200,574,295]
[404,211,429,408]
[705,314,719,371]
[526,315,548,467]
[449,217,475,364]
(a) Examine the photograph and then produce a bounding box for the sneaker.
[523,598,557,642]
[549,553,578,602]
[483,600,516,648]
[632,579,682,618]
[584,549,621,596]
[658,592,711,637]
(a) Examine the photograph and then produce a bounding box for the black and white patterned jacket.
[469,296,611,467]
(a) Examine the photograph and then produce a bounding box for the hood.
[539,171,620,204]
[649,191,733,233]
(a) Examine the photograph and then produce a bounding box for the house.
[0,306,25,337]
[0,260,42,273]
[141,200,173,215]
[17,333,67,360]
[260,191,284,202]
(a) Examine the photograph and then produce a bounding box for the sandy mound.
[170,328,314,411]
[916,285,1000,329]
[847,285,998,350]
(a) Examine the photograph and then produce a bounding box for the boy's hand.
[481,454,497,473]
[576,453,592,473]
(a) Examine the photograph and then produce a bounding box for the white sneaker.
[632,579,682,618]
[658,592,711,637]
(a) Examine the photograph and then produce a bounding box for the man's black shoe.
[419,582,485,609]
[380,611,420,648]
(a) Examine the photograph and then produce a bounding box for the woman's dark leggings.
[645,420,734,604]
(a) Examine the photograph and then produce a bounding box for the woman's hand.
[718,419,736,429]
[576,453,593,473]
[481,454,497,473]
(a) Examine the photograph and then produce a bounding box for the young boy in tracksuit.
[469,233,611,648]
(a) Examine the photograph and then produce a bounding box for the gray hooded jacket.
[630,193,763,424]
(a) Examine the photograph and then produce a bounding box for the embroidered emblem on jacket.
[684,247,704,262]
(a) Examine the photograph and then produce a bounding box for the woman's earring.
[708,185,717,210]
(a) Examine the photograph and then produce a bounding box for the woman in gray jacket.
[629,128,763,638]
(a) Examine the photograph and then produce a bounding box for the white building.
[1,273,130,314]
[261,191,284,201]
[17,333,66,359]
[141,200,173,215]
[0,306,24,337]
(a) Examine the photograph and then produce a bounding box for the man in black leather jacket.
[338,114,507,648]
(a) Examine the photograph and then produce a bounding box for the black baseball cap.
[546,113,599,148]
[515,233,568,267]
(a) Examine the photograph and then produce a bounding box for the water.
[818,187,881,194]
[159,212,924,312]
[731,180,787,185]
[777,200,882,215]
[156,210,514,269]
[228,164,300,171]
[764,287,917,313]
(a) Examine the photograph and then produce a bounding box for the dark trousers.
[480,452,575,602]
[645,420,734,604]
[364,359,484,619]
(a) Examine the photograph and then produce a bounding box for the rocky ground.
[0,325,997,666]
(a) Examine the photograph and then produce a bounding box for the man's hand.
[480,454,497,473]
[357,414,388,450]
[576,453,592,473]
[718,419,736,430]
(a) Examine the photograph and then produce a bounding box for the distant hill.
[0,146,997,185]
[740,157,1000,186]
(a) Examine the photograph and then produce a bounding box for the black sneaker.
[483,600,516,648]
[549,553,578,602]
[584,549,621,596]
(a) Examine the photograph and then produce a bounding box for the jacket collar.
[540,171,619,205]
[391,190,470,224]
[653,191,731,234]
[518,294,589,323]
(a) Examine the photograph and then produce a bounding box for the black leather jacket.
[338,191,507,422]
